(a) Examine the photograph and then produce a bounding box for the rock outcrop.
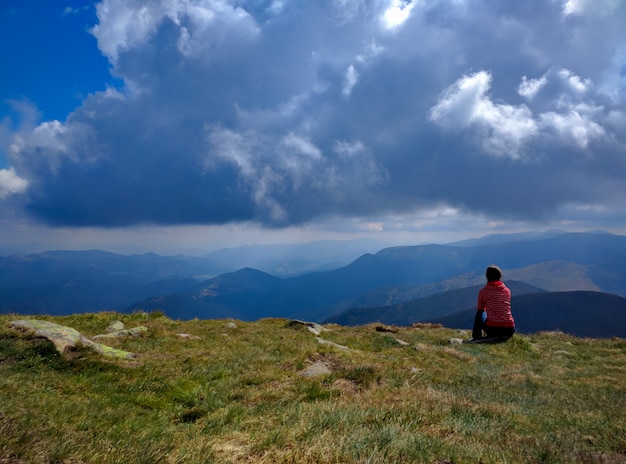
[289,319,328,336]
[10,320,137,359]
[93,326,148,339]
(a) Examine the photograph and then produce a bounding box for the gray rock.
[315,337,349,350]
[10,319,136,359]
[106,320,125,333]
[307,326,321,336]
[553,350,573,357]
[93,326,148,339]
[289,319,328,334]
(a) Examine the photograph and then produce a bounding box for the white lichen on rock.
[10,319,136,359]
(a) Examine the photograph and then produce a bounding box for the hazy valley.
[2,231,626,337]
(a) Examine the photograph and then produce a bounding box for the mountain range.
[0,239,382,315]
[2,231,626,337]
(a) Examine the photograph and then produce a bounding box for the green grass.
[1,311,625,463]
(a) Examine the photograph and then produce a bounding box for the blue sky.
[0,1,117,128]
[1,0,625,255]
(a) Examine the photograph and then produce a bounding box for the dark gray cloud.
[3,0,625,228]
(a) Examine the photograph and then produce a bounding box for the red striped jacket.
[477,281,515,328]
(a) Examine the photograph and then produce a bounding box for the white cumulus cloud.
[342,65,360,99]
[518,75,548,100]
[91,0,258,64]
[0,168,28,199]
[558,69,592,94]
[429,71,537,159]
[381,0,415,30]
[539,110,605,149]
[3,0,625,232]
[430,68,616,157]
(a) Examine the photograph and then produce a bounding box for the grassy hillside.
[1,312,625,464]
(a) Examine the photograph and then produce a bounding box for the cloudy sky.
[1,0,625,255]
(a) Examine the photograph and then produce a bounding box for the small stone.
[315,337,349,350]
[224,322,237,329]
[449,338,464,345]
[93,326,148,339]
[307,326,321,336]
[289,320,328,333]
[106,320,125,333]
[553,350,572,356]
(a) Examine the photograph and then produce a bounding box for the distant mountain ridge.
[437,291,626,338]
[128,232,626,325]
[334,260,606,311]
[323,282,626,338]
[323,281,547,326]
[203,238,387,276]
[0,250,214,315]
[2,231,626,338]
[0,239,385,315]
[449,229,569,247]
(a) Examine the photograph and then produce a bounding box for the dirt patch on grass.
[307,352,345,371]
[211,433,255,463]
[330,378,360,396]
[442,347,476,362]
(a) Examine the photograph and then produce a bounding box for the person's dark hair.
[485,265,502,282]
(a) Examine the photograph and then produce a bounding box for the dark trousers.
[472,310,515,340]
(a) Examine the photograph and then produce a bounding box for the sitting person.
[471,265,515,342]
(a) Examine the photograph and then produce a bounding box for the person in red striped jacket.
[471,265,516,342]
